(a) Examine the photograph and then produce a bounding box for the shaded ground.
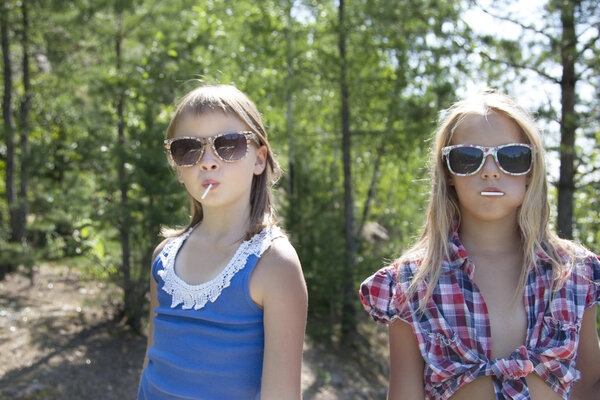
[0,264,388,399]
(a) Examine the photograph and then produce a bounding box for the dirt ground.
[0,264,388,399]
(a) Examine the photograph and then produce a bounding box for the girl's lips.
[200,182,218,200]
[202,180,219,188]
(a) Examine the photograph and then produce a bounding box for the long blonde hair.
[163,84,281,240]
[404,90,574,310]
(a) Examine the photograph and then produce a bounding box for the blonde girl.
[138,84,307,400]
[360,90,600,400]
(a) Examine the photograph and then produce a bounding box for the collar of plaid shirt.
[440,225,554,277]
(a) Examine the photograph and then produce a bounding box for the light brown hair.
[163,84,281,240]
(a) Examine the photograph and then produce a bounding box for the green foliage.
[0,0,463,332]
[2,0,597,337]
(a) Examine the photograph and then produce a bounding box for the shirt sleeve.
[585,252,600,309]
[359,265,410,324]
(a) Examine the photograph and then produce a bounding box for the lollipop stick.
[201,184,213,200]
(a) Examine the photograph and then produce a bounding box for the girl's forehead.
[175,111,249,136]
[450,112,524,145]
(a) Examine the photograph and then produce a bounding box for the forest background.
[0,0,599,394]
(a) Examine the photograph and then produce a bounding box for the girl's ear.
[177,169,185,184]
[253,145,268,175]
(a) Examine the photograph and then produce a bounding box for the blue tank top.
[138,225,284,400]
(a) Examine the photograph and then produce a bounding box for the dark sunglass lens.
[497,145,532,173]
[214,133,247,161]
[449,147,483,174]
[170,139,203,165]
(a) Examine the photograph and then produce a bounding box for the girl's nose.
[199,147,219,171]
[480,155,500,179]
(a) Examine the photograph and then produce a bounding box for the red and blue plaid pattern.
[360,229,600,400]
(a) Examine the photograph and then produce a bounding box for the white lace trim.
[157,225,284,310]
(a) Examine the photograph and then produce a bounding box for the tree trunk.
[338,0,357,342]
[285,0,297,238]
[17,0,30,246]
[557,1,576,239]
[1,3,17,279]
[115,20,134,330]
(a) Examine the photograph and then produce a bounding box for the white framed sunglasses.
[164,131,259,167]
[442,143,533,176]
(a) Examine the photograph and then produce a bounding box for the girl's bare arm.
[251,239,308,400]
[571,305,600,400]
[387,319,426,400]
[142,239,168,370]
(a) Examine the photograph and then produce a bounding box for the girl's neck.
[458,215,522,256]
[196,202,253,246]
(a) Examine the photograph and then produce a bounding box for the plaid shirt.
[360,229,600,400]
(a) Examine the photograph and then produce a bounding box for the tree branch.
[575,178,600,190]
[355,140,384,248]
[540,95,560,125]
[450,36,560,83]
[574,159,600,187]
[474,1,555,42]
[578,63,597,81]
[579,23,600,54]
[574,170,600,189]
[477,50,561,84]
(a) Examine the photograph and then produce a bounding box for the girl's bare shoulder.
[250,233,306,309]
[258,235,301,274]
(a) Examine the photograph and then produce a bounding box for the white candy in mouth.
[481,191,504,196]
[201,184,213,200]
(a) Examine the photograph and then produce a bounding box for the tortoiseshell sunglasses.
[164,131,259,167]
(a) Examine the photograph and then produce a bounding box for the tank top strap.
[245,225,286,259]
[236,225,286,310]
